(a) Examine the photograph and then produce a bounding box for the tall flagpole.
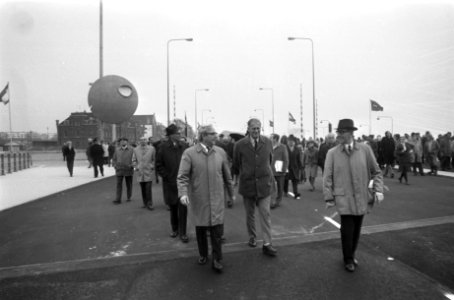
[8,83,12,152]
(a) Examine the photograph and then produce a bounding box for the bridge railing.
[0,152,33,176]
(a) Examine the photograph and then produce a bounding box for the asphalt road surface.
[1,170,453,299]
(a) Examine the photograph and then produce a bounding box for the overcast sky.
[0,0,453,139]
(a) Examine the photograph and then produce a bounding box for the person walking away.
[156,124,189,243]
[323,119,384,273]
[232,118,277,256]
[112,138,134,204]
[395,136,414,184]
[270,134,289,209]
[304,140,319,191]
[133,137,156,210]
[380,131,395,178]
[63,141,75,177]
[423,133,440,175]
[284,135,303,199]
[178,125,235,273]
[90,138,105,178]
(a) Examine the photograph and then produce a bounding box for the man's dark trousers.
[196,224,223,260]
[170,202,187,235]
[340,215,364,264]
[116,175,133,202]
[66,159,74,176]
[140,181,152,206]
[94,163,104,177]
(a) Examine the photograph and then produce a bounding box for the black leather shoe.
[198,256,207,265]
[180,235,189,243]
[212,260,223,273]
[345,263,356,272]
[248,237,257,248]
[262,244,277,256]
[146,201,154,210]
[170,231,178,238]
[112,200,121,205]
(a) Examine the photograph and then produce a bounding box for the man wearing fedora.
[156,124,189,243]
[323,119,384,272]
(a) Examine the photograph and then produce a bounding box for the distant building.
[56,112,162,149]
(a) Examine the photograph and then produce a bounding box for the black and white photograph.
[1,0,453,299]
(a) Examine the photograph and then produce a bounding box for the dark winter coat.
[90,144,105,165]
[156,139,188,205]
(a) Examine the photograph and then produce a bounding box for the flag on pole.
[0,83,9,105]
[269,120,274,127]
[370,99,383,111]
[289,112,296,124]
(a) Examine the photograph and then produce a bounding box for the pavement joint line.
[1,215,454,280]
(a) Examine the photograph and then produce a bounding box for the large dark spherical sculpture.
[88,75,138,124]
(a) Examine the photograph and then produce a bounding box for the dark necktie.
[254,139,258,150]
[348,145,352,154]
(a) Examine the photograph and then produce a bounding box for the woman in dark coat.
[395,136,414,184]
[380,131,396,178]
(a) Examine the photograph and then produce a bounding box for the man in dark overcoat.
[156,124,189,243]
[380,131,396,178]
[232,118,277,256]
[112,137,134,204]
[90,138,105,178]
[63,140,75,177]
[284,135,303,199]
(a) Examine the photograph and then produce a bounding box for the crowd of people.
[60,119,452,274]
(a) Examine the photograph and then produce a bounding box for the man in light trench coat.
[323,119,384,272]
[133,137,156,210]
[177,125,235,273]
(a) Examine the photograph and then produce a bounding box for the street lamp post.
[195,88,209,132]
[167,38,193,125]
[377,116,394,134]
[288,37,316,139]
[259,87,274,134]
[253,109,265,134]
[202,109,212,125]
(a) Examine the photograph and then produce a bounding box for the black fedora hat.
[336,119,358,132]
[165,124,180,136]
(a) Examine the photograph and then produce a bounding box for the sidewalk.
[0,159,115,211]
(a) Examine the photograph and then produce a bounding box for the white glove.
[232,195,236,201]
[180,195,190,206]
[325,200,335,209]
[375,192,384,204]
